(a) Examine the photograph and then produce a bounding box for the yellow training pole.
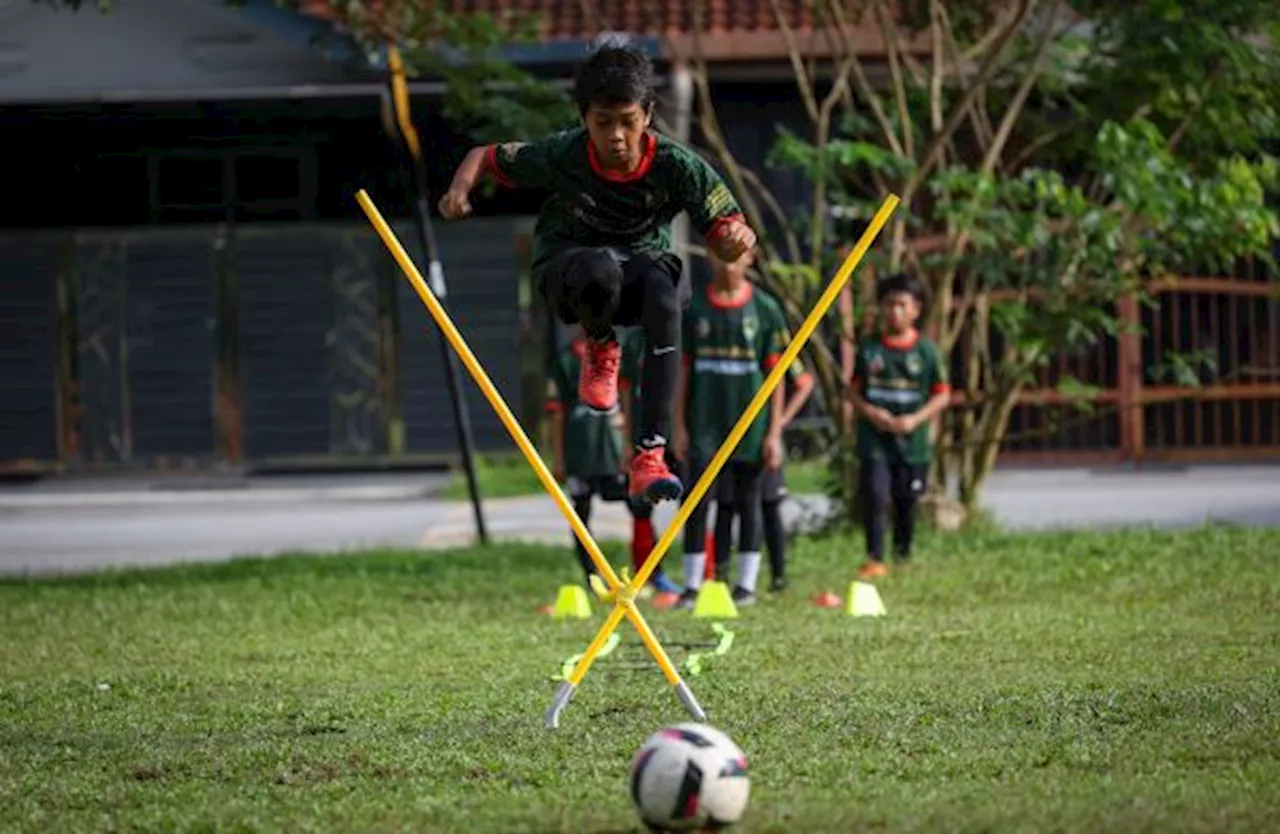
[354,190,692,720]
[551,193,901,722]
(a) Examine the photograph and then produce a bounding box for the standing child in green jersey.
[439,42,756,508]
[673,249,806,608]
[715,336,814,594]
[546,336,629,585]
[848,273,951,581]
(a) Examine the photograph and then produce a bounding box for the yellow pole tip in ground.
[552,585,594,619]
[692,581,739,619]
[845,581,888,617]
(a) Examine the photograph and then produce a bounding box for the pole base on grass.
[675,681,707,721]
[545,680,576,729]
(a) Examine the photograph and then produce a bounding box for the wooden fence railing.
[947,274,1280,464]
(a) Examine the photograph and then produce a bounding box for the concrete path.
[1,465,1277,577]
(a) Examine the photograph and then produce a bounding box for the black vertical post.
[385,44,489,545]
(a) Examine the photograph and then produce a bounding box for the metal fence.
[0,219,522,473]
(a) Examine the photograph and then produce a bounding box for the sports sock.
[737,551,762,593]
[682,552,706,591]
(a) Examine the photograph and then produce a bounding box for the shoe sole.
[632,478,683,505]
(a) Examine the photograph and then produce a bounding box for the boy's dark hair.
[573,41,656,116]
[876,272,927,305]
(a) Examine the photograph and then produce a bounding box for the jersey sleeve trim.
[707,212,746,240]
[931,382,951,395]
[484,144,517,188]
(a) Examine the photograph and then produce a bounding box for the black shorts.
[565,474,628,502]
[540,247,687,326]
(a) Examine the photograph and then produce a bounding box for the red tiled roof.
[441,0,816,39]
[298,0,906,59]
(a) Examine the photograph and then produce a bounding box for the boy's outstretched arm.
[438,147,488,220]
[679,152,757,261]
[439,136,560,220]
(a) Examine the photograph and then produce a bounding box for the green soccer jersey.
[547,340,624,479]
[682,283,791,464]
[851,332,949,465]
[485,127,744,281]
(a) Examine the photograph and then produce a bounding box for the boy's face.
[583,101,652,170]
[879,291,920,335]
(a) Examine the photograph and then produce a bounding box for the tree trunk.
[964,382,1022,508]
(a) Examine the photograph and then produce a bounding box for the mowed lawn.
[1,525,1278,833]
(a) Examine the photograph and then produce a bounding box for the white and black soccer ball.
[628,722,750,832]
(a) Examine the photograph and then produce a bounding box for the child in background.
[673,249,798,608]
[848,273,951,580]
[715,340,813,594]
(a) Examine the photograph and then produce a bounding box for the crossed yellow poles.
[355,189,899,728]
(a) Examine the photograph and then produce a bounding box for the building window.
[145,148,315,224]
[153,153,228,223]
[233,151,312,222]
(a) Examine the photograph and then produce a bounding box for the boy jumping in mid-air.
[673,249,804,608]
[848,273,951,581]
[439,42,756,505]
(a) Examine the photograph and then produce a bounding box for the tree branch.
[928,0,945,134]
[981,2,1061,175]
[899,0,1037,209]
[768,0,821,124]
[962,0,1028,62]
[936,2,994,156]
[1006,126,1065,170]
[824,0,906,158]
[741,168,804,265]
[875,0,916,159]
[684,0,799,269]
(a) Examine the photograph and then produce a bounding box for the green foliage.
[1069,0,1280,162]
[281,0,575,143]
[1054,376,1104,414]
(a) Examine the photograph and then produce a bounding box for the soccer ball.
[628,722,750,831]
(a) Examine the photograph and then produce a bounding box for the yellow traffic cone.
[552,585,593,619]
[692,580,738,619]
[845,581,887,617]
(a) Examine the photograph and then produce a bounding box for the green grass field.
[3,525,1278,832]
[443,454,829,500]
